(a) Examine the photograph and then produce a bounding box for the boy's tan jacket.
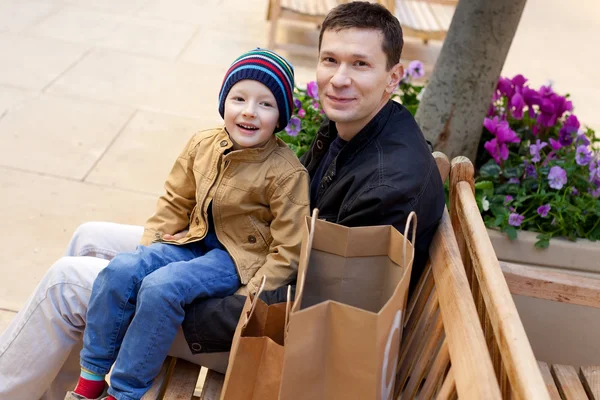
[141,128,310,293]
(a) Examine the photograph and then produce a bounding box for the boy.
[65,48,309,400]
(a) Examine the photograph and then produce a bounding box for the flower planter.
[487,228,600,366]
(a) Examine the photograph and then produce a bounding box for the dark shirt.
[309,135,347,206]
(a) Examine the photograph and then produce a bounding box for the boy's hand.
[163,229,189,241]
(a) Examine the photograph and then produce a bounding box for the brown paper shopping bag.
[220,276,291,400]
[279,209,416,400]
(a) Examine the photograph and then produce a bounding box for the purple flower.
[508,213,524,227]
[576,129,591,146]
[589,160,600,182]
[497,77,514,98]
[297,108,306,118]
[559,114,580,146]
[505,195,514,204]
[576,145,592,166]
[511,74,527,89]
[529,139,547,163]
[571,187,579,196]
[284,116,301,136]
[306,81,319,100]
[293,98,302,110]
[549,138,562,150]
[548,166,567,190]
[312,101,320,110]
[525,163,537,179]
[591,185,600,198]
[522,87,540,118]
[537,204,551,218]
[407,60,425,79]
[484,117,520,143]
[510,92,525,120]
[508,177,520,184]
[484,138,508,164]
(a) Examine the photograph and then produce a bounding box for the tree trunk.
[415,0,527,161]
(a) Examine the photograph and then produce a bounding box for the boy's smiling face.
[223,80,280,150]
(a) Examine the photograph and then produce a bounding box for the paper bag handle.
[242,275,267,329]
[402,211,418,268]
[284,284,292,341]
[291,208,318,314]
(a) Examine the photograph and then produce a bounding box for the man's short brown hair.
[319,2,404,70]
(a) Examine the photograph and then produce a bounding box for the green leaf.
[504,166,524,179]
[479,162,501,179]
[475,181,494,190]
[535,239,550,249]
[505,226,518,240]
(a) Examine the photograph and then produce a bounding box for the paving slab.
[85,111,218,195]
[47,48,227,118]
[0,94,134,179]
[0,0,61,33]
[0,85,38,117]
[31,6,121,44]
[0,32,89,90]
[0,167,156,310]
[98,15,197,60]
[60,0,148,16]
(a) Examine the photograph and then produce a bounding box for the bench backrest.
[448,156,550,399]
[394,152,502,399]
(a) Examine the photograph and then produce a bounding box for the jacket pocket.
[246,215,273,250]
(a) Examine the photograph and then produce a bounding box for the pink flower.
[484,138,509,164]
[297,108,306,118]
[510,92,525,120]
[306,81,319,100]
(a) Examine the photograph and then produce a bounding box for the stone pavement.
[0,0,598,340]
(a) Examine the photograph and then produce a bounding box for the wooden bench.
[449,156,600,399]
[381,0,458,44]
[147,153,552,399]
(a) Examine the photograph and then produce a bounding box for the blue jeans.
[80,232,240,400]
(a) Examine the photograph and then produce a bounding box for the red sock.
[107,396,117,400]
[74,375,105,399]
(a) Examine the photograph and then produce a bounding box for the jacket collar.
[215,127,279,162]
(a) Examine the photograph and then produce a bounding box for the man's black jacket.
[182,100,445,354]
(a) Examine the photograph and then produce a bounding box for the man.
[0,3,444,399]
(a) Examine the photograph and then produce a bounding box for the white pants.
[0,222,229,400]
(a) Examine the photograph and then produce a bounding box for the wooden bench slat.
[143,356,177,399]
[429,208,502,399]
[501,261,600,309]
[580,366,600,400]
[551,364,589,400]
[402,312,444,398]
[452,158,550,399]
[418,339,450,400]
[199,369,225,400]
[397,290,439,389]
[162,359,202,400]
[437,367,457,400]
[537,361,562,400]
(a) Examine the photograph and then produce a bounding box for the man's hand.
[163,229,189,241]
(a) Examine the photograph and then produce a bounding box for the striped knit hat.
[218,48,295,132]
